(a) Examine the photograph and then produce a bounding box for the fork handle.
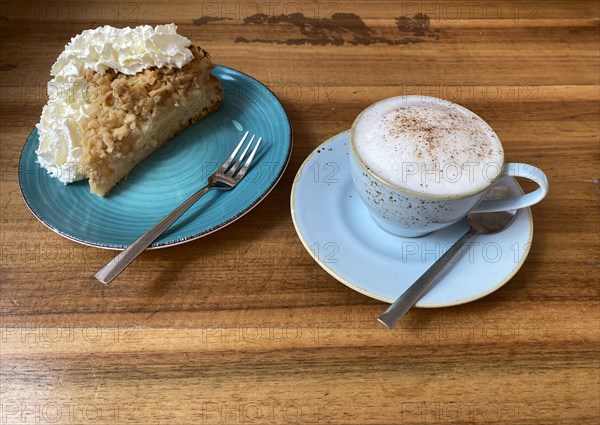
[95,183,215,284]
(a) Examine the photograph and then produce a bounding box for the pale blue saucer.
[291,131,533,307]
[19,66,292,249]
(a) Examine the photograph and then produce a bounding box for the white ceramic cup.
[349,96,549,237]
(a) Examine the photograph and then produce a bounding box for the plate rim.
[290,130,534,308]
[18,65,293,250]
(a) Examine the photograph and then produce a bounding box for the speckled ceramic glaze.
[19,66,292,249]
[290,131,534,307]
[349,96,549,237]
[349,153,494,237]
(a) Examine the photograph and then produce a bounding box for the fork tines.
[223,131,262,179]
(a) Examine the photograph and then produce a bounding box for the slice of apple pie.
[36,24,222,196]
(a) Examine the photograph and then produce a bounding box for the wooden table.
[1,1,598,424]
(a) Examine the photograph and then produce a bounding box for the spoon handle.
[378,231,473,330]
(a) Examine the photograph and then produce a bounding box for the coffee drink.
[352,96,504,196]
[349,96,548,237]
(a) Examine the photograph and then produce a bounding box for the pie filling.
[80,46,222,195]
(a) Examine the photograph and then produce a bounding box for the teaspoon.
[378,186,518,330]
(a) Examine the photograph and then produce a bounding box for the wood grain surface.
[1,1,598,424]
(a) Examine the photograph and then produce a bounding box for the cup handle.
[471,163,549,213]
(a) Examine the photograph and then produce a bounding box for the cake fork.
[95,131,262,284]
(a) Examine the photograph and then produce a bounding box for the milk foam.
[352,97,504,196]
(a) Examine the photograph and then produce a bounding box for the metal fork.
[95,131,262,284]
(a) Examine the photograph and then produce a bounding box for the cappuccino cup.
[350,96,548,237]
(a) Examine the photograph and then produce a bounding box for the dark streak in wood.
[0,63,17,72]
[197,12,441,45]
[240,12,438,45]
[192,16,232,26]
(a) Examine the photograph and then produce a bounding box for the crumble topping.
[80,45,212,178]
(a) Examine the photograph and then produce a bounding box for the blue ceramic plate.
[19,66,292,249]
[291,131,533,307]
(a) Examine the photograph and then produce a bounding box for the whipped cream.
[36,24,193,183]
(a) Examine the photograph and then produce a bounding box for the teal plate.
[19,66,292,249]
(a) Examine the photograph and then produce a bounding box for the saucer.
[290,131,533,307]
